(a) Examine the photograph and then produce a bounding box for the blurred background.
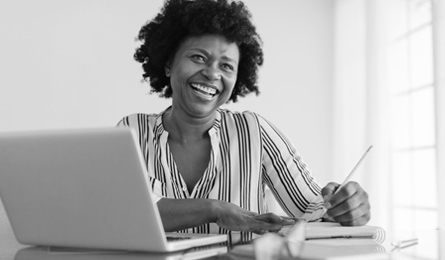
[0,0,444,258]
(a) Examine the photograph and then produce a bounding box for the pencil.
[333,145,373,195]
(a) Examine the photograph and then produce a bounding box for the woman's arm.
[157,198,295,233]
[256,114,325,220]
[256,114,371,225]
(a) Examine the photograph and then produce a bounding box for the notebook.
[0,127,227,253]
[232,241,388,260]
[280,222,386,244]
[304,222,386,243]
[232,221,389,260]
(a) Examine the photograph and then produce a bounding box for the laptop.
[14,243,228,260]
[0,127,227,253]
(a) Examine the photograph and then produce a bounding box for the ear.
[164,65,171,77]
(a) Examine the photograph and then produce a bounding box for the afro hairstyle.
[134,0,264,102]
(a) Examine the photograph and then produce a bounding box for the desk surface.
[0,217,25,260]
[0,231,444,260]
[1,224,442,260]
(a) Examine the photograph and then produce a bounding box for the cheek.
[224,77,237,94]
[170,68,191,91]
[219,81,236,103]
[171,60,196,81]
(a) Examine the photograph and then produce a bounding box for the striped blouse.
[117,107,325,234]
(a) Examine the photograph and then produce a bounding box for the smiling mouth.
[190,83,219,97]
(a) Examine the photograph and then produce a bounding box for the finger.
[332,198,368,221]
[322,182,371,226]
[252,229,266,235]
[321,182,340,202]
[329,201,371,225]
[327,189,362,215]
[280,216,299,225]
[321,182,340,210]
[254,213,296,225]
[325,181,362,209]
[250,214,292,233]
[324,182,369,222]
[252,226,283,234]
[254,213,282,223]
[250,220,283,233]
[338,212,371,226]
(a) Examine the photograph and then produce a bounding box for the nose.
[201,64,221,81]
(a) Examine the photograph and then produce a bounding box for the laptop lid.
[0,127,227,252]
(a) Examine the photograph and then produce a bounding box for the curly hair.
[134,0,263,102]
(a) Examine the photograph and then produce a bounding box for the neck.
[163,107,216,142]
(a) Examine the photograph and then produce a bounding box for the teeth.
[191,83,217,95]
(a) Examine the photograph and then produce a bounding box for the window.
[387,0,438,258]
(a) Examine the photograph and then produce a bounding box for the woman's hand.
[212,200,295,234]
[321,181,371,226]
[157,198,294,233]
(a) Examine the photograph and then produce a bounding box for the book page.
[305,222,386,244]
[280,222,386,244]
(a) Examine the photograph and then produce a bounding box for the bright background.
[1,0,444,258]
[0,0,334,183]
[0,1,334,257]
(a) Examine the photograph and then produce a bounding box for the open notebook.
[282,222,386,244]
[232,221,388,260]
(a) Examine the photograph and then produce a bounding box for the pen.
[391,238,419,252]
[333,145,373,195]
[391,238,419,247]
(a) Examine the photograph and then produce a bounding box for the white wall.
[228,0,334,186]
[436,0,445,233]
[0,0,334,237]
[0,0,334,181]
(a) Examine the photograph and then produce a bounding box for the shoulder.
[218,108,261,122]
[217,109,278,137]
[218,109,273,127]
[116,113,160,128]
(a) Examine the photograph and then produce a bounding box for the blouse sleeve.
[257,114,325,221]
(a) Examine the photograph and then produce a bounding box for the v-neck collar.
[154,107,222,198]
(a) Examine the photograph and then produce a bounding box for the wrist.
[207,199,225,224]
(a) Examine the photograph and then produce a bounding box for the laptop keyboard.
[166,236,192,241]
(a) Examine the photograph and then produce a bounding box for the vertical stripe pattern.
[116,108,325,234]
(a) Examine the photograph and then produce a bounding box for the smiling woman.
[116,0,371,238]
[0,0,340,254]
[0,0,335,183]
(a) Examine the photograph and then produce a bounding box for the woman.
[117,0,370,236]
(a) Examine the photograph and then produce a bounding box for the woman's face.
[167,34,239,119]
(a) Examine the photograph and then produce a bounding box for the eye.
[190,54,206,63]
[221,63,235,72]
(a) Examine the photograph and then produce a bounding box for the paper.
[306,222,385,243]
[233,240,388,260]
[233,222,388,259]
[280,222,386,244]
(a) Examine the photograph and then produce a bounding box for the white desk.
[0,218,26,260]
[0,216,441,260]
[2,232,442,260]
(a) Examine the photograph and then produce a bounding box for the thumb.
[322,182,340,202]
